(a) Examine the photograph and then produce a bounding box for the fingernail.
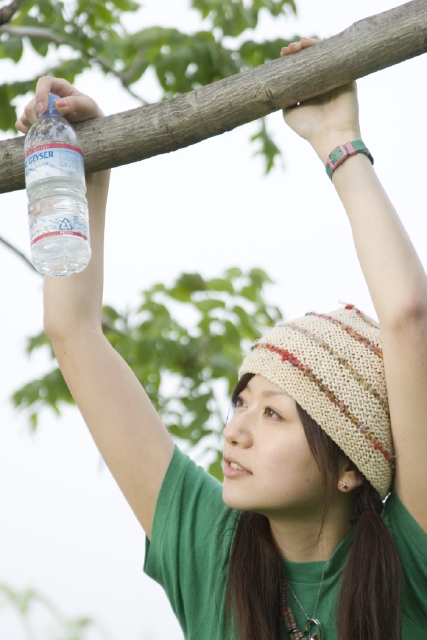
[37,102,45,115]
[55,98,67,107]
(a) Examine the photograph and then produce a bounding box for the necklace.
[283,560,328,640]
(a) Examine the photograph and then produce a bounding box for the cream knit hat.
[239,305,394,499]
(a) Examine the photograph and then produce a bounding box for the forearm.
[43,169,110,338]
[313,136,427,326]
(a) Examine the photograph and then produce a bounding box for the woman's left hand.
[16,76,104,135]
[281,38,361,161]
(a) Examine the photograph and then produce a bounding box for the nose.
[223,413,253,448]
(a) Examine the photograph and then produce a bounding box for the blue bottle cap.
[40,94,61,117]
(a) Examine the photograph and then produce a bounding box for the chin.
[222,486,261,512]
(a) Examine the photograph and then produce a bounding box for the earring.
[338,481,348,490]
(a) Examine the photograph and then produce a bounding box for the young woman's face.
[222,375,324,518]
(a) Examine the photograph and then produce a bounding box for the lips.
[223,455,252,475]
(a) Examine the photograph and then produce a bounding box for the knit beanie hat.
[238,305,394,499]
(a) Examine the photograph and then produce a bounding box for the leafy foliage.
[191,0,296,37]
[0,0,304,172]
[0,583,108,639]
[12,267,283,479]
[251,116,282,173]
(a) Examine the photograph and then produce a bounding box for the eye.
[264,406,282,420]
[234,395,247,409]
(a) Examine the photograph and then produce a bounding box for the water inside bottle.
[28,177,91,276]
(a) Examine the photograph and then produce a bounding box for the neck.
[268,494,354,562]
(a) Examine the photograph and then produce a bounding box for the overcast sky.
[1,1,426,638]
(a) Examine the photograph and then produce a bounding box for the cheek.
[261,434,322,493]
[222,427,324,511]
[265,428,314,469]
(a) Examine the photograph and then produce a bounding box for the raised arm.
[16,77,174,538]
[282,39,427,530]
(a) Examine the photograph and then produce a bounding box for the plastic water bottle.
[25,94,91,276]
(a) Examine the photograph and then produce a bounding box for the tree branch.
[0,24,65,44]
[101,319,128,338]
[62,23,148,102]
[0,24,148,104]
[0,0,24,25]
[119,45,149,87]
[84,45,148,104]
[0,235,38,272]
[1,0,427,194]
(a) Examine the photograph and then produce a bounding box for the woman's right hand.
[280,39,361,162]
[16,76,104,135]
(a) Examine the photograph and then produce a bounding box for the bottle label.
[25,143,84,186]
[30,214,89,246]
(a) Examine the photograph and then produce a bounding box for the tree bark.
[1,0,427,195]
[0,0,24,26]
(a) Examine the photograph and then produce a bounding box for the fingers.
[16,98,37,134]
[50,94,104,123]
[33,76,74,115]
[281,37,324,57]
[16,76,104,134]
[278,37,323,113]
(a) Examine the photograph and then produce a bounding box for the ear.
[338,462,364,492]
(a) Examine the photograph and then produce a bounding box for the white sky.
[1,0,426,638]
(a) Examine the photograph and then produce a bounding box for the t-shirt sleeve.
[144,445,240,639]
[383,488,427,629]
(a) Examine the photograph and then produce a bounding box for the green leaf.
[240,284,260,303]
[28,36,50,58]
[208,449,224,481]
[191,0,296,37]
[225,267,243,280]
[239,37,295,67]
[251,117,283,174]
[45,56,87,82]
[30,412,38,432]
[1,36,23,62]
[0,85,18,132]
[111,0,140,11]
[92,2,116,26]
[175,272,206,293]
[26,330,51,355]
[12,368,73,423]
[191,0,256,37]
[195,299,226,313]
[249,267,272,284]
[207,277,234,294]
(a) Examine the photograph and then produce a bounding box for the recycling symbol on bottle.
[59,218,73,231]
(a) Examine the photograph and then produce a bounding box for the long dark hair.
[226,373,402,640]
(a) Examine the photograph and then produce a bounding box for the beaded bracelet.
[325,140,374,180]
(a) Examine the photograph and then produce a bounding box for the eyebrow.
[260,389,289,398]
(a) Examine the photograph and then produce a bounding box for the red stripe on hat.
[287,322,389,415]
[305,312,383,358]
[256,342,393,467]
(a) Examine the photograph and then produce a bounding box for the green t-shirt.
[144,446,427,639]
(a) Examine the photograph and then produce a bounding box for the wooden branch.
[0,24,65,44]
[0,0,24,26]
[0,235,37,272]
[0,25,148,104]
[1,0,427,195]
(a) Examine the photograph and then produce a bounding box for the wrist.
[310,130,362,164]
[86,168,110,186]
[324,140,373,181]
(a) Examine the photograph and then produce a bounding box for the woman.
[16,38,427,640]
